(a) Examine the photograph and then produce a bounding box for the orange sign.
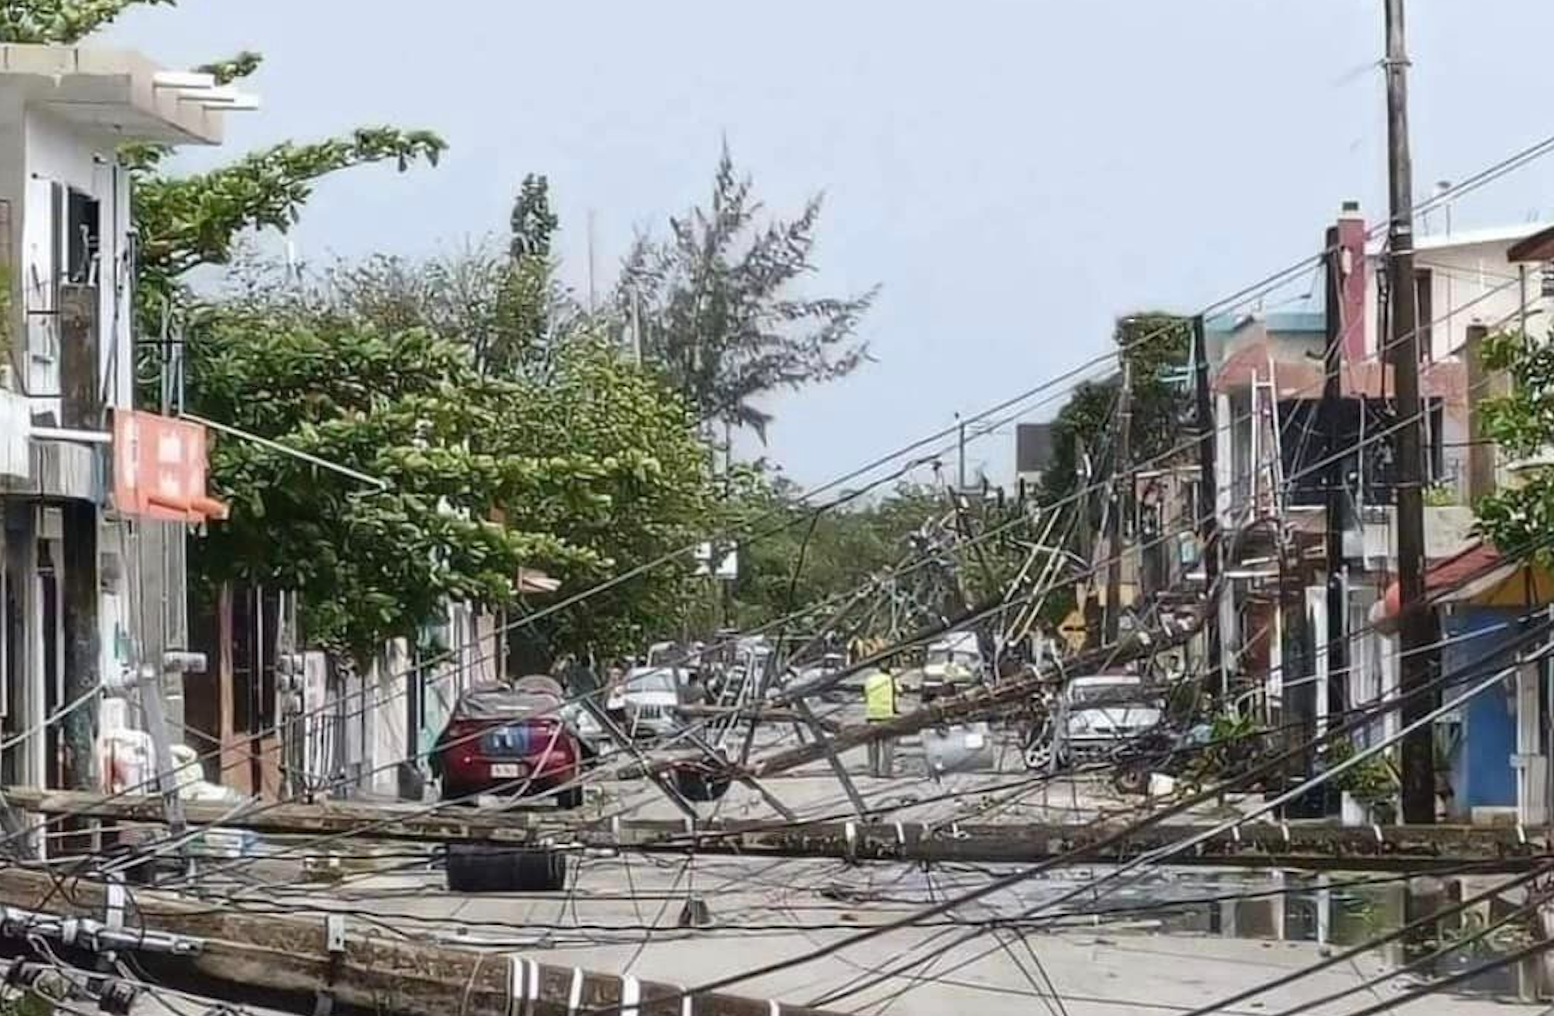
[112,409,228,521]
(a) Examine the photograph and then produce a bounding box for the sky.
[104,0,1554,490]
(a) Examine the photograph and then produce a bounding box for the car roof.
[454,682,561,720]
[1068,674,1141,686]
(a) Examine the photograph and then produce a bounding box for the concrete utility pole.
[956,414,968,491]
[1104,358,1133,643]
[1322,228,1351,735]
[1385,0,1435,824]
[0,868,845,1016]
[1191,316,1223,698]
[59,284,101,795]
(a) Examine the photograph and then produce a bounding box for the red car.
[432,677,584,808]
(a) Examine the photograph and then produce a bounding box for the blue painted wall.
[1441,607,1519,817]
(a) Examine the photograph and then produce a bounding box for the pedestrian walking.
[864,666,899,778]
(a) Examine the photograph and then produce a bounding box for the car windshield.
[1069,682,1147,706]
[626,670,677,694]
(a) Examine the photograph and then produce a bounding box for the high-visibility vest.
[864,671,897,721]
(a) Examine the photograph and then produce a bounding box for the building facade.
[0,45,238,795]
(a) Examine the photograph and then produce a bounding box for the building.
[0,45,241,795]
[1201,202,1551,819]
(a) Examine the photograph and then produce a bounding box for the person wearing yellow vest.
[864,667,899,778]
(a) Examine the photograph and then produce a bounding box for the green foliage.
[1325,736,1398,815]
[1176,710,1262,789]
[510,173,558,259]
[615,144,878,438]
[725,478,1033,633]
[0,0,171,42]
[1039,312,1193,507]
[197,50,263,84]
[135,127,446,296]
[1475,328,1554,562]
[186,301,709,659]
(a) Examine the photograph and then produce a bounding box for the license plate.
[490,763,527,779]
[965,733,986,749]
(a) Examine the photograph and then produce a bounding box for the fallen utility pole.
[12,788,1542,872]
[751,613,1198,778]
[1384,0,1435,825]
[0,867,845,1016]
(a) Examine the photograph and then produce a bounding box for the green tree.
[725,479,1034,637]
[1039,312,1192,506]
[186,300,709,660]
[0,0,170,42]
[615,145,878,438]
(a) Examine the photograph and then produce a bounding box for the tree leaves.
[1474,327,1554,565]
[134,128,447,297]
[614,144,877,439]
[186,300,711,660]
[0,0,173,43]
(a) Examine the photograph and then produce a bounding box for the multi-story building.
[1205,201,1553,820]
[0,44,241,794]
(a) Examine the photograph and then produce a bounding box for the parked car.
[432,677,583,808]
[609,666,685,740]
[1063,673,1165,759]
[1025,673,1164,770]
[916,631,985,697]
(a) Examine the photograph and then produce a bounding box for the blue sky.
[106,1,1554,489]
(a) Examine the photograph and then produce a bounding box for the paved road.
[174,717,1550,1016]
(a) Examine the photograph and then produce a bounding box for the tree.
[1472,327,1554,564]
[1039,313,1192,506]
[0,0,170,42]
[725,478,1034,639]
[615,145,877,438]
[134,126,446,302]
[185,299,710,661]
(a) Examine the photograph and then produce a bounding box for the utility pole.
[59,285,100,796]
[1385,0,1434,825]
[1322,228,1350,733]
[956,414,967,491]
[1104,359,1132,644]
[1191,316,1223,698]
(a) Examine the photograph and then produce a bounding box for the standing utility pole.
[1191,316,1223,698]
[59,285,101,796]
[1104,359,1133,643]
[956,414,968,492]
[1322,228,1351,733]
[1385,0,1435,824]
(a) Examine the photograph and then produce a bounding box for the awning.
[1372,541,1526,630]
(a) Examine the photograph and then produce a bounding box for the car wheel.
[1113,766,1148,796]
[671,767,731,802]
[1023,720,1061,772]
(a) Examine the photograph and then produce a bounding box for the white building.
[0,45,242,791]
